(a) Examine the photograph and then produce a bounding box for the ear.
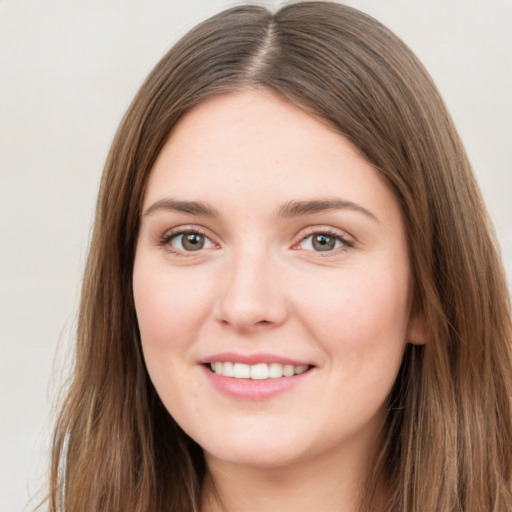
[407,310,428,345]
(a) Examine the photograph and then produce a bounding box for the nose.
[214,248,288,332]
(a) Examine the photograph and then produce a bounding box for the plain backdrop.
[0,0,510,510]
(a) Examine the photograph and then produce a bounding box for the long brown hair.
[48,3,512,511]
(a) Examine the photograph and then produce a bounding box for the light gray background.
[1,1,510,510]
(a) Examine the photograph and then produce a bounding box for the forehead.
[143,89,400,225]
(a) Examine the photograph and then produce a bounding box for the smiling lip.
[200,352,315,400]
[201,352,312,366]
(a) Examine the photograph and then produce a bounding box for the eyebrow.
[277,198,378,222]
[143,196,378,222]
[143,198,220,218]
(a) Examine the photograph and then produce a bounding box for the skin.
[133,89,425,512]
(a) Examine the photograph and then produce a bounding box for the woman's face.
[133,90,423,470]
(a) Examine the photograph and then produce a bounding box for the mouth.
[201,355,315,399]
[207,361,313,380]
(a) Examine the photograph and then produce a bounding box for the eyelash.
[158,227,354,257]
[295,228,354,254]
[158,227,215,257]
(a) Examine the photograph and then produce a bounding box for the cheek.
[132,259,216,414]
[132,259,219,410]
[295,263,411,365]
[133,262,213,347]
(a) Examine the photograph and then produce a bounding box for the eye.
[167,231,214,252]
[298,231,350,252]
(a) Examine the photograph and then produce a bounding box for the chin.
[200,432,307,469]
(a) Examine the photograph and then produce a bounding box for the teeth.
[233,363,250,378]
[223,361,234,377]
[251,363,269,380]
[210,362,310,379]
[269,362,283,378]
[283,364,295,377]
[295,364,309,375]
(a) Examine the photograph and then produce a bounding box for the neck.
[200,437,381,512]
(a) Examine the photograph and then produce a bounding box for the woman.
[48,2,512,511]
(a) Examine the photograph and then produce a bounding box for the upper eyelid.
[290,227,355,256]
[294,225,354,242]
[159,228,218,257]
[156,224,354,247]
[158,225,217,248]
[161,224,214,238]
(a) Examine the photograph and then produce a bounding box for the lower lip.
[202,365,313,400]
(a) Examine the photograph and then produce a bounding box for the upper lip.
[199,352,314,366]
